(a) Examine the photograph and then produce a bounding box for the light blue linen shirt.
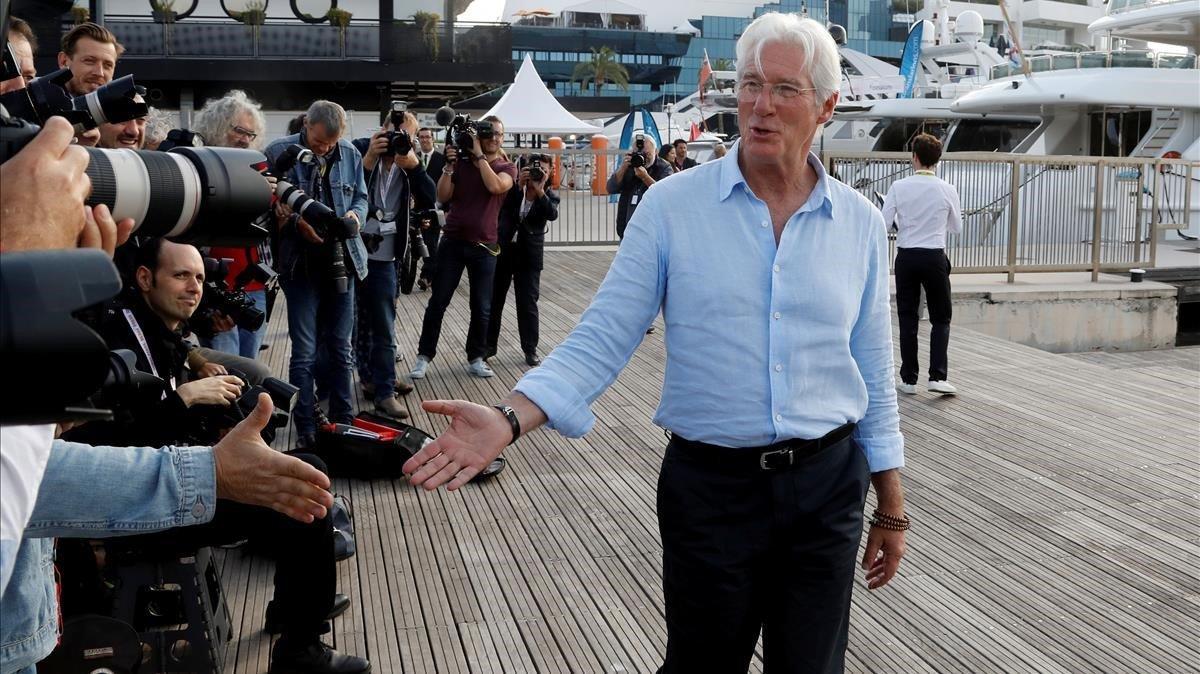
[515,144,904,472]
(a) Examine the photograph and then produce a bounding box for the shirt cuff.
[175,446,217,526]
[854,431,905,473]
[514,367,596,439]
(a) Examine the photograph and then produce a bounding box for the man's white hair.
[736,13,841,104]
[193,89,265,149]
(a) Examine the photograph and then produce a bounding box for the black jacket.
[498,185,559,271]
[606,156,673,231]
[64,294,197,448]
[421,150,446,186]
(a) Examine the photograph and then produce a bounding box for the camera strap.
[122,309,176,397]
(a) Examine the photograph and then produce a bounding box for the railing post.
[1091,160,1105,282]
[1149,159,1161,269]
[1006,158,1020,283]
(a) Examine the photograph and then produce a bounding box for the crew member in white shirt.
[881,133,963,396]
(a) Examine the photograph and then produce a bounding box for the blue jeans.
[281,277,356,437]
[204,289,268,359]
[356,259,398,403]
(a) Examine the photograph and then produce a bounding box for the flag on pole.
[698,49,713,104]
[689,122,701,142]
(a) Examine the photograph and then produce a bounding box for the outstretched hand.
[213,393,334,522]
[403,399,510,491]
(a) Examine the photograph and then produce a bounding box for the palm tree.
[571,47,630,96]
[713,57,735,71]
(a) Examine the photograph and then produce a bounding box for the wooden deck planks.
[209,250,1199,673]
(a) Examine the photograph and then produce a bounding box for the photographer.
[415,126,446,290]
[58,239,368,674]
[349,107,434,419]
[606,133,673,240]
[671,138,699,172]
[95,93,145,149]
[2,16,35,91]
[410,115,516,381]
[192,90,274,360]
[485,153,559,367]
[263,101,369,448]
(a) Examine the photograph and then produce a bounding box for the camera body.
[383,100,412,157]
[269,145,355,293]
[189,373,298,444]
[435,105,495,155]
[522,153,551,183]
[190,257,267,340]
[156,128,201,152]
[0,68,147,132]
[630,133,648,168]
[409,209,436,259]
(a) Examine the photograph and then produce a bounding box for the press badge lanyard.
[915,170,936,176]
[123,308,177,397]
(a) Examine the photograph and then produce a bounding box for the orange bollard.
[591,134,609,196]
[547,136,564,189]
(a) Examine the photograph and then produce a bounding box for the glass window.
[1088,109,1152,157]
[946,120,1039,152]
[871,119,951,151]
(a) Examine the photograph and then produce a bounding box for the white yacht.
[951,0,1200,237]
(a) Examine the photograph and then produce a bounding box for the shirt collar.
[719,142,834,216]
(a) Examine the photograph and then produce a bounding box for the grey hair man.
[404,12,908,673]
[193,89,266,150]
[605,131,673,239]
[141,106,173,150]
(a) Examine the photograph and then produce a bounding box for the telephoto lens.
[83,146,274,245]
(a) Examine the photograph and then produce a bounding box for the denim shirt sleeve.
[849,208,905,472]
[514,189,667,436]
[22,441,217,538]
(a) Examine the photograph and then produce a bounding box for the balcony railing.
[990,50,1198,79]
[1108,0,1197,14]
[98,15,510,64]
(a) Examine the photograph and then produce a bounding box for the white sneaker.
[897,382,918,395]
[928,380,958,395]
[467,358,495,378]
[409,355,431,379]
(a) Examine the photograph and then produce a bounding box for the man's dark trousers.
[355,258,400,403]
[417,237,496,361]
[486,244,541,356]
[894,247,952,385]
[655,434,870,673]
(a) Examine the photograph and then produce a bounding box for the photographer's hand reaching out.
[177,375,244,407]
[214,393,334,523]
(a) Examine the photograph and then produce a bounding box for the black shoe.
[270,635,370,673]
[313,406,332,430]
[417,278,429,291]
[645,326,656,335]
[264,594,351,635]
[524,352,541,367]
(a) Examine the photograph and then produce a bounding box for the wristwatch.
[493,405,521,445]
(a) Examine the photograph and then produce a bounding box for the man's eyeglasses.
[736,79,818,102]
[231,125,258,140]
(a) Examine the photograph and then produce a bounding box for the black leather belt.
[669,422,857,471]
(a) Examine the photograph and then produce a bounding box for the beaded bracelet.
[870,509,911,531]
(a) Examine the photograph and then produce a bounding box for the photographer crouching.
[61,239,368,673]
[350,103,435,419]
[607,132,673,240]
[410,113,516,380]
[264,101,369,448]
[485,153,559,367]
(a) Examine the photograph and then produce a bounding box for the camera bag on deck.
[310,411,506,482]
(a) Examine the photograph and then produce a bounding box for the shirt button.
[775,414,783,422]
[775,364,783,372]
[761,221,769,228]
[773,264,781,273]
[773,312,781,319]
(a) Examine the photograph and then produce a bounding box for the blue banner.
[899,21,924,99]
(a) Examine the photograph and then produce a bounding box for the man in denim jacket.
[263,101,369,447]
[0,398,345,673]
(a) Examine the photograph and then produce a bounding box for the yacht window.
[1088,109,1152,157]
[946,120,1038,152]
[872,119,950,151]
[839,57,862,76]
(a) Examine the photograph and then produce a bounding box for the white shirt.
[1,424,54,593]
[364,163,400,262]
[881,171,963,249]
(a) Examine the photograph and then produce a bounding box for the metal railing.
[507,148,634,246]
[825,151,1199,281]
[990,50,1198,79]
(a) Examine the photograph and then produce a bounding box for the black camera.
[435,105,496,155]
[189,372,298,445]
[630,133,648,168]
[522,153,551,183]
[0,67,147,132]
[383,100,412,157]
[0,109,273,246]
[190,257,268,340]
[409,208,435,259]
[269,144,356,293]
[155,127,201,152]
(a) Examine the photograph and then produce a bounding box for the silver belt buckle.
[759,447,794,470]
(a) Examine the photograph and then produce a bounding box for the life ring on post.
[1159,150,1182,173]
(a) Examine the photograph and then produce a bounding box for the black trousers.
[419,220,441,283]
[112,453,335,640]
[417,237,497,361]
[895,247,952,384]
[486,245,541,356]
[656,434,870,674]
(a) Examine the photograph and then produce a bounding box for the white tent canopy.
[483,56,602,136]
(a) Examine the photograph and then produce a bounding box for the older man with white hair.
[404,12,908,673]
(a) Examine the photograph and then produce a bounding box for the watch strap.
[493,405,521,445]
